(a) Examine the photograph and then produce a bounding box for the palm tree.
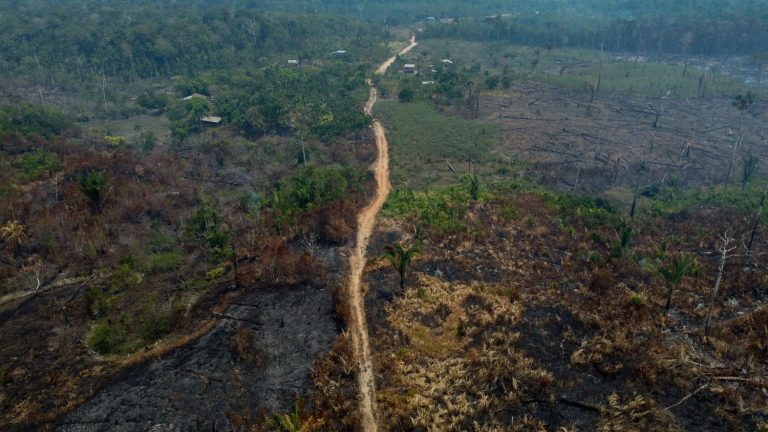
[382,242,421,290]
[659,253,694,315]
[268,400,312,432]
[610,221,634,258]
[1,220,26,249]
[463,173,480,200]
[78,170,111,213]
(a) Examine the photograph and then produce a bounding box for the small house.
[441,59,454,65]
[201,116,222,126]
[331,50,348,56]
[182,93,208,101]
[403,64,417,74]
[288,59,299,66]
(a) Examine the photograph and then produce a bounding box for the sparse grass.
[85,114,170,148]
[406,39,760,98]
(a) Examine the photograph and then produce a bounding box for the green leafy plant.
[610,221,634,258]
[78,170,111,213]
[659,253,694,315]
[742,155,759,187]
[382,242,422,290]
[89,322,117,355]
[268,400,312,432]
[462,173,481,200]
[146,252,182,273]
[16,150,62,182]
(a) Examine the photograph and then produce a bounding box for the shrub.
[548,193,619,230]
[629,292,646,308]
[271,166,367,214]
[206,230,229,249]
[139,304,172,343]
[146,252,182,273]
[104,135,126,147]
[206,265,228,281]
[89,322,117,355]
[137,92,169,111]
[142,131,157,152]
[15,150,62,182]
[398,86,415,103]
[383,187,469,234]
[77,170,110,213]
[85,286,118,318]
[0,103,72,138]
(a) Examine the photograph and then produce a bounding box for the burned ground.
[363,193,768,431]
[55,284,339,432]
[483,82,768,195]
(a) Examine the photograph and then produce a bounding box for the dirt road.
[349,36,417,432]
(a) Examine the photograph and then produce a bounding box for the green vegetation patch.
[270,165,368,213]
[145,252,182,274]
[639,181,768,219]
[383,185,476,234]
[0,104,72,139]
[375,101,500,189]
[15,150,62,182]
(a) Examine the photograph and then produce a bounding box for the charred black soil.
[55,284,338,431]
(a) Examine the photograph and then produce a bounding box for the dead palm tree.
[382,242,421,290]
[1,220,26,249]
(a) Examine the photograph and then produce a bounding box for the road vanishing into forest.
[349,36,417,432]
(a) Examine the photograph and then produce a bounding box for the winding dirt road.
[348,36,417,432]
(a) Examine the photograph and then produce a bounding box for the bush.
[548,194,619,230]
[0,104,72,138]
[271,166,367,214]
[399,86,415,103]
[15,150,62,182]
[89,322,118,354]
[104,135,126,148]
[484,75,500,89]
[139,305,172,343]
[137,92,169,111]
[206,265,229,281]
[77,170,110,213]
[383,186,470,234]
[146,252,182,273]
[142,131,157,152]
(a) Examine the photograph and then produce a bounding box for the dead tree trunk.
[747,184,768,253]
[705,235,736,333]
[630,181,640,218]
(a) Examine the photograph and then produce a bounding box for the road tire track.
[349,36,417,432]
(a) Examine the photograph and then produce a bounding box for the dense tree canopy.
[0,0,389,85]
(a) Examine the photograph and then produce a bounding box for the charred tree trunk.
[705,246,729,333]
[747,185,768,254]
